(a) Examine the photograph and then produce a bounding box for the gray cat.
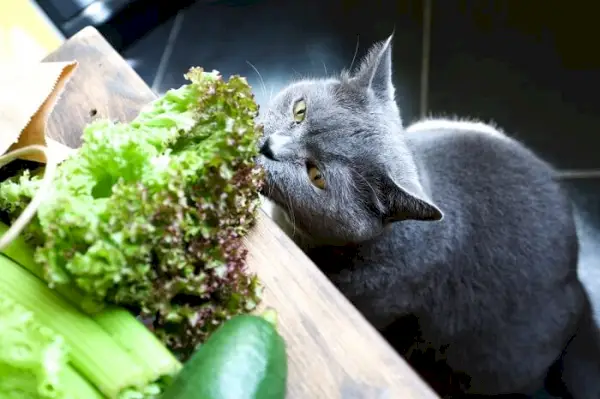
[256,36,600,397]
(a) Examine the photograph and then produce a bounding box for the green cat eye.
[293,99,307,122]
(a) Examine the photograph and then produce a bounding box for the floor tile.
[121,15,175,88]
[427,1,600,170]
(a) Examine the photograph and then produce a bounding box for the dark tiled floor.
[124,1,600,170]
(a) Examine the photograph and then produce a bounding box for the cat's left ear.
[354,35,395,102]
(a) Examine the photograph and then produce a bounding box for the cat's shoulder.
[405,118,510,142]
[403,117,551,174]
[403,117,530,157]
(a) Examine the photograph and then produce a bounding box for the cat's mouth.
[256,158,281,200]
[257,174,310,238]
[258,182,286,209]
[256,156,313,240]
[265,200,314,247]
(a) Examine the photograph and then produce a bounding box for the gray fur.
[257,37,599,397]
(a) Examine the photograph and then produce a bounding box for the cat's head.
[257,36,443,246]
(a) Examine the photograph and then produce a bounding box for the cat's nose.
[259,139,276,160]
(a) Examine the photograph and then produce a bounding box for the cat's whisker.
[286,204,297,237]
[267,181,275,199]
[348,35,360,72]
[322,60,328,76]
[354,171,379,203]
[283,189,298,237]
[291,69,303,80]
[246,61,268,98]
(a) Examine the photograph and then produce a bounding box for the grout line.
[555,170,600,180]
[419,0,432,119]
[151,10,186,93]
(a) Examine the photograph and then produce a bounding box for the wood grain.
[44,26,439,399]
[44,28,154,148]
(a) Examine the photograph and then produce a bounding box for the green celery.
[0,221,182,389]
[0,221,104,314]
[62,366,104,399]
[0,253,151,398]
[0,291,102,399]
[0,292,67,399]
[93,307,182,383]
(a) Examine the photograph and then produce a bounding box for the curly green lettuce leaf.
[0,67,264,357]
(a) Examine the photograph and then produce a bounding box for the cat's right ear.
[353,35,395,102]
[381,171,444,224]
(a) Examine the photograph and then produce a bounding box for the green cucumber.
[161,312,288,399]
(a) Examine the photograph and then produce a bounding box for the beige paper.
[0,61,78,162]
[0,61,78,250]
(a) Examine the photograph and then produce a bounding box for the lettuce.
[0,68,264,358]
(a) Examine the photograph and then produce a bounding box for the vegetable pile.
[0,249,180,398]
[0,67,284,398]
[0,68,265,356]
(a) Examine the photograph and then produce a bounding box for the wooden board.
[44,26,438,399]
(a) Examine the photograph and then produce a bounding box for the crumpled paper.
[0,60,78,163]
[0,60,78,250]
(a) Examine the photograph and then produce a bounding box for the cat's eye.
[307,164,326,189]
[293,99,307,123]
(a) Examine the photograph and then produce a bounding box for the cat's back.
[396,119,584,395]
[400,118,578,285]
[405,119,555,187]
[404,119,567,214]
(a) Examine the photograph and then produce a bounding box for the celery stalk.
[0,222,182,393]
[63,365,104,399]
[0,253,151,398]
[93,307,182,381]
[0,221,104,314]
[0,290,100,399]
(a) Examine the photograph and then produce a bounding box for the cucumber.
[161,312,288,399]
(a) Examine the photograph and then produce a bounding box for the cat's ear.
[379,167,444,223]
[353,35,395,101]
